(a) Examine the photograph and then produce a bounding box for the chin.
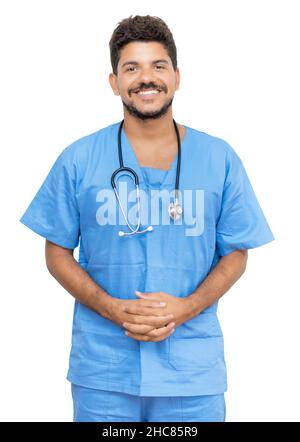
[122,97,173,120]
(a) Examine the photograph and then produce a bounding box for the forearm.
[187,249,248,316]
[45,241,113,320]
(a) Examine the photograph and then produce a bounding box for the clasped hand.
[109,291,195,342]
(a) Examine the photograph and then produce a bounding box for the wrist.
[97,292,116,320]
[184,293,203,318]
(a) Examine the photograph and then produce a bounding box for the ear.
[109,72,120,96]
[175,67,180,91]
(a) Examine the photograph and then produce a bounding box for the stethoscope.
[111,119,183,237]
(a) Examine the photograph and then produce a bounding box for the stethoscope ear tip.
[118,231,125,237]
[147,226,153,232]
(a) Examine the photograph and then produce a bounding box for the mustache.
[129,82,167,95]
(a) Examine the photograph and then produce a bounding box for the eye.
[126,66,137,72]
[155,65,165,70]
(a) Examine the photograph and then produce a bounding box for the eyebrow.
[121,59,169,69]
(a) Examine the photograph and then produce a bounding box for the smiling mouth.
[136,89,161,96]
[133,87,164,96]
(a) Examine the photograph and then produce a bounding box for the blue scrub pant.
[71,383,226,422]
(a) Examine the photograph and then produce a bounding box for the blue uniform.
[71,385,226,422]
[20,122,274,399]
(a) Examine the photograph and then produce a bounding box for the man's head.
[109,15,180,120]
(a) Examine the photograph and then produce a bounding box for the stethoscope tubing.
[111,119,182,235]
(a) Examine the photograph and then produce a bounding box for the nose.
[136,66,157,84]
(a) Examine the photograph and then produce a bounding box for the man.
[20,15,274,422]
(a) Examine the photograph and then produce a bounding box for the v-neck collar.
[120,124,189,189]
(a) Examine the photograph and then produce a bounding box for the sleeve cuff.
[20,214,79,250]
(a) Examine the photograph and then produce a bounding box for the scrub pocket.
[71,384,142,422]
[180,393,226,422]
[168,336,224,371]
[74,330,130,364]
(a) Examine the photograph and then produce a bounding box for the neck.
[122,110,176,142]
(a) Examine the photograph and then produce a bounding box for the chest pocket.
[168,336,224,371]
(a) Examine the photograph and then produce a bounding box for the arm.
[187,249,248,317]
[45,240,174,335]
[123,249,248,340]
[45,240,113,320]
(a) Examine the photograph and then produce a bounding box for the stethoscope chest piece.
[168,200,183,221]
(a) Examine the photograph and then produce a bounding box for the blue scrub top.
[20,122,274,396]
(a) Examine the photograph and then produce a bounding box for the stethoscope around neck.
[111,119,183,237]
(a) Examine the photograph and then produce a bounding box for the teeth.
[138,90,160,95]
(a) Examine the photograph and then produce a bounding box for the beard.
[122,96,173,121]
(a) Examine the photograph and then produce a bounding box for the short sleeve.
[20,147,80,249]
[216,148,274,256]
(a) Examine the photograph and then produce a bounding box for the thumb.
[135,290,148,297]
[135,290,166,306]
[135,290,156,300]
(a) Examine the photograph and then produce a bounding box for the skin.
[109,41,185,171]
[46,241,247,342]
[45,41,248,342]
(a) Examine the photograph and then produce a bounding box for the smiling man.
[20,15,274,422]
[117,42,174,120]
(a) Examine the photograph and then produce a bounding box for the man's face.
[109,41,180,120]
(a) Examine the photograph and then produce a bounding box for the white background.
[0,0,299,422]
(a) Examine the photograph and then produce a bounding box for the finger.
[123,306,168,316]
[135,292,166,306]
[122,322,155,334]
[123,314,174,327]
[146,322,175,338]
[124,331,153,342]
[138,298,167,308]
[151,327,176,342]
[135,292,163,302]
[125,325,175,342]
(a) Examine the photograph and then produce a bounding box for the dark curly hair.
[109,15,177,75]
